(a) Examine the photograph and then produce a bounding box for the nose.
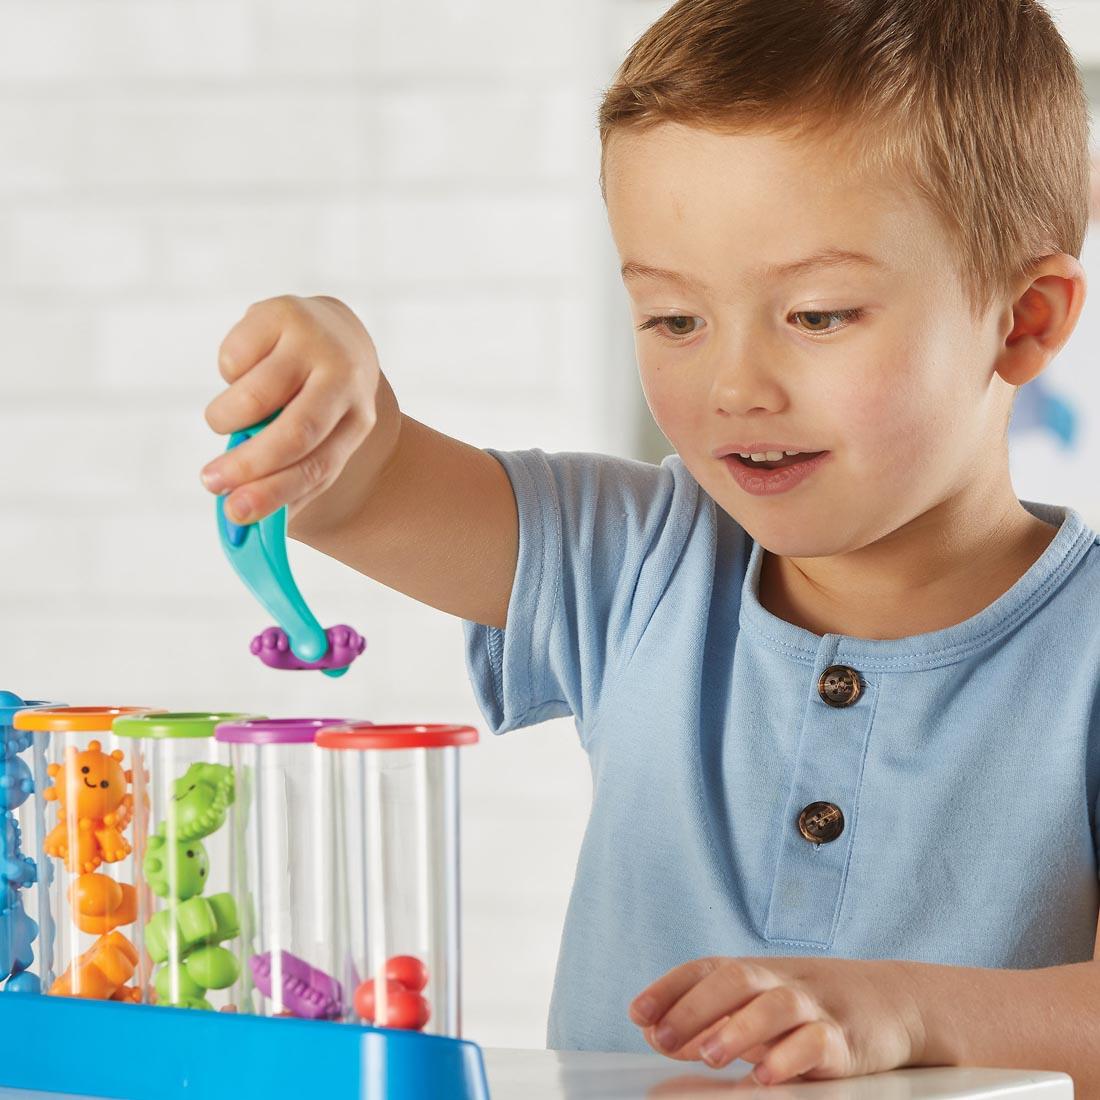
[709,346,787,417]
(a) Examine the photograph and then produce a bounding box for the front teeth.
[737,450,802,461]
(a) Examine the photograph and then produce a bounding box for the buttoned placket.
[763,634,877,946]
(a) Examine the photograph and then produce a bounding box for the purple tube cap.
[214,716,366,745]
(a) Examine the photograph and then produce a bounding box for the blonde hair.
[597,0,1091,319]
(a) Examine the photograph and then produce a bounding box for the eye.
[81,767,90,775]
[636,315,702,342]
[99,780,109,789]
[790,308,865,335]
[186,850,195,858]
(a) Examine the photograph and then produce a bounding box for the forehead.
[604,122,942,291]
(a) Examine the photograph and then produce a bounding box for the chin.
[725,507,853,559]
[689,462,851,553]
[749,531,842,558]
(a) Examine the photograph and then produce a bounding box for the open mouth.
[732,450,827,471]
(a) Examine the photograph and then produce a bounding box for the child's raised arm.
[201,294,517,630]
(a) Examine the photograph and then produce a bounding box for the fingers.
[746,1019,841,1084]
[220,407,365,525]
[643,1015,731,1063]
[629,958,725,1029]
[694,985,816,1069]
[205,292,376,526]
[738,1042,771,1065]
[636,959,778,1056]
[217,297,289,384]
[204,344,308,442]
[203,369,347,495]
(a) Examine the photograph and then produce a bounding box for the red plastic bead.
[385,955,428,993]
[354,977,430,1030]
[383,989,430,1031]
[354,977,406,1023]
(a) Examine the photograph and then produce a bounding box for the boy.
[201,0,1100,1089]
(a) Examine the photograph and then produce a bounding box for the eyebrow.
[620,247,885,293]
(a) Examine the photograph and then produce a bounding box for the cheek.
[637,352,705,441]
[842,353,964,474]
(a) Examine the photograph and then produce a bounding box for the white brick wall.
[0,0,639,1049]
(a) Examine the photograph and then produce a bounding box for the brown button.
[797,801,845,844]
[818,665,862,707]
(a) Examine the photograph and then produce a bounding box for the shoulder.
[485,446,710,533]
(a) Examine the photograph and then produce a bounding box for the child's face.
[604,122,1017,557]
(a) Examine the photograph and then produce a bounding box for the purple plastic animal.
[249,625,365,674]
[249,950,344,1020]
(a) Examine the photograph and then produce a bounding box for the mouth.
[721,449,832,496]
[83,778,97,789]
[728,450,828,471]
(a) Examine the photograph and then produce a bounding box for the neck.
[757,479,1059,641]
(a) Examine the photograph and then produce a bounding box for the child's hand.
[201,294,380,526]
[629,955,926,1085]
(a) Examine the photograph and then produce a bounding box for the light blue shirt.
[462,448,1100,1053]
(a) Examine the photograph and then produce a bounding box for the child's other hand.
[201,294,379,526]
[628,955,926,1085]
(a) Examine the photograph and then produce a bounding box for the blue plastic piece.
[0,994,492,1100]
[215,414,345,677]
[0,899,35,982]
[0,757,32,816]
[0,692,50,741]
[0,692,46,994]
[3,970,39,994]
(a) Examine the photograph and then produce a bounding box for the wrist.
[887,959,949,1068]
[289,375,402,543]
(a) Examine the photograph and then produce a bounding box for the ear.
[993,253,1088,387]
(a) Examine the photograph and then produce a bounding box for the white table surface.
[482,1048,1075,1099]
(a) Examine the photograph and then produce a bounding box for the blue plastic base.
[0,993,491,1100]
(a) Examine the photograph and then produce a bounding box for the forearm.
[282,380,519,627]
[899,957,1100,1096]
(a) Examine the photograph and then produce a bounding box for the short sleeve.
[461,447,702,738]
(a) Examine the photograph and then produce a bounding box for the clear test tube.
[316,722,478,1038]
[214,717,354,1021]
[12,705,156,1001]
[113,711,256,1010]
[0,692,54,994]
